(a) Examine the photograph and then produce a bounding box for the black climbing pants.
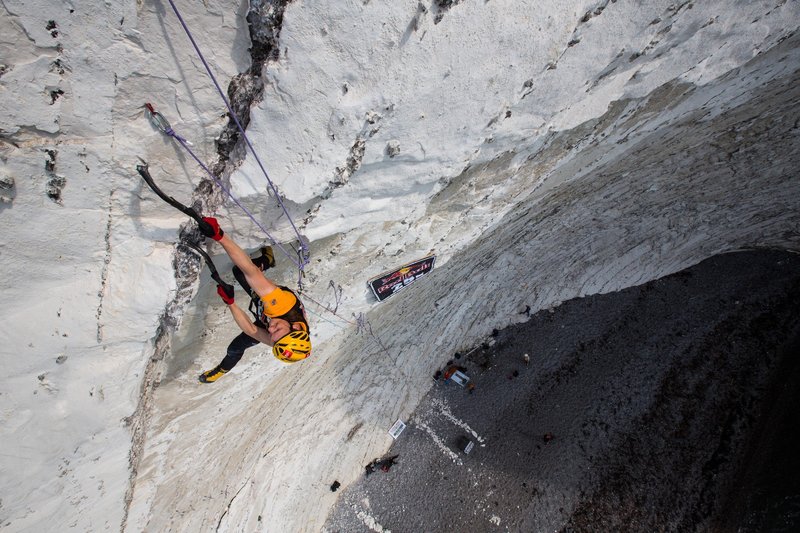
[219,330,264,371]
[218,265,267,371]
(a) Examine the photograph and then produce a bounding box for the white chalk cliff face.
[1,0,798,531]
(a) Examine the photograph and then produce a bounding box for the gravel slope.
[324,249,800,533]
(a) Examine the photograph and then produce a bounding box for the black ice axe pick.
[135,160,214,237]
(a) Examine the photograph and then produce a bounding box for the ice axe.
[135,159,215,237]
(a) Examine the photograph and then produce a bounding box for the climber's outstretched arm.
[201,217,278,298]
[216,234,278,298]
[226,301,273,345]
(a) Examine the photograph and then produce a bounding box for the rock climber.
[197,217,311,383]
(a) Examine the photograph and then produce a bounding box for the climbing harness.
[162,0,309,271]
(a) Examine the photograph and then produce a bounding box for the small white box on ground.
[450,370,470,387]
[456,435,474,454]
[388,419,406,439]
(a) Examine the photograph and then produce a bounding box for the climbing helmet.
[272,330,312,363]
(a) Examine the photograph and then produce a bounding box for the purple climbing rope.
[144,103,306,287]
[163,0,309,273]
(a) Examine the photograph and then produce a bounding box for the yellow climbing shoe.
[254,246,275,271]
[199,365,228,383]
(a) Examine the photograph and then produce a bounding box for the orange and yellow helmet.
[272,330,312,363]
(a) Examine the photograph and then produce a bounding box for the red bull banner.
[368,256,436,302]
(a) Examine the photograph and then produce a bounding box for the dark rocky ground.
[324,249,800,532]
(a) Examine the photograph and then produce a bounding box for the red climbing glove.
[200,217,224,241]
[217,284,235,305]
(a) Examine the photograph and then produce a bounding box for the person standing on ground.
[197,217,311,383]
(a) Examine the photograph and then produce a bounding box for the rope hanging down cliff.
[160,0,391,350]
[144,103,304,287]
[162,0,310,276]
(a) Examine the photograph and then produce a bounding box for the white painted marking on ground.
[355,508,392,533]
[431,398,486,444]
[416,420,463,465]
